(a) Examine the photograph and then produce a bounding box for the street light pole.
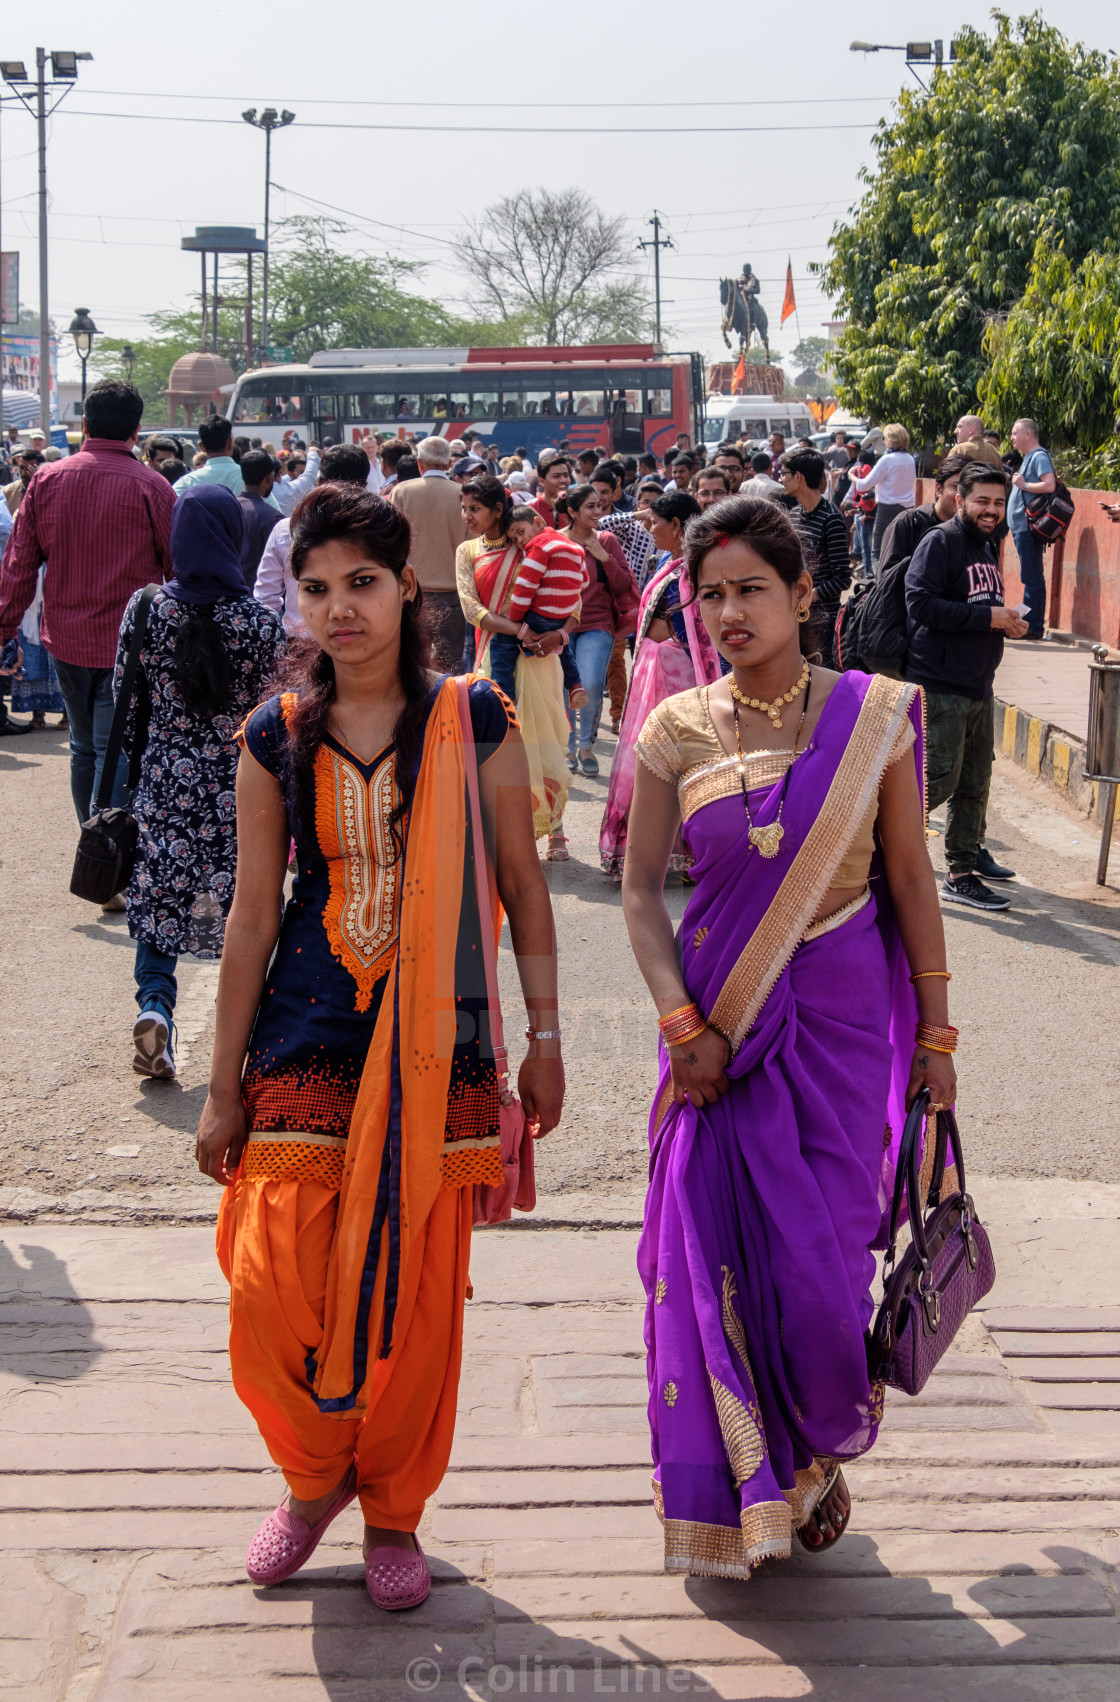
[68,308,96,404]
[35,48,49,438]
[241,108,295,365]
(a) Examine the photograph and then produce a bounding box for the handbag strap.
[95,584,158,813]
[455,677,509,1085]
[885,1087,929,1267]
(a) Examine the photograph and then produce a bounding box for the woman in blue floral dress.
[115,485,284,1080]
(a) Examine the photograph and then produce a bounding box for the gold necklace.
[727,656,810,730]
[733,672,811,858]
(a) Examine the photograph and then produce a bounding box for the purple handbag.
[868,1089,996,1396]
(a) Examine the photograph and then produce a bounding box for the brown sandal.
[796,1465,851,1552]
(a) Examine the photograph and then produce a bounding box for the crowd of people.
[0,371,1050,1607]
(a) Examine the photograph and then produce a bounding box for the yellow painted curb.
[1026,717,1043,775]
[1002,704,1017,756]
[1052,741,1071,792]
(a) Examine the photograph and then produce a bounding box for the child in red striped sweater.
[491,507,587,707]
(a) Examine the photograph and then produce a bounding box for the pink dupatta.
[599,556,721,876]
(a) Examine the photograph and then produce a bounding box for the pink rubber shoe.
[246,1465,358,1585]
[364,1536,431,1611]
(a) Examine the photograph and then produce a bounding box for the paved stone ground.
[2,1207,1119,1700]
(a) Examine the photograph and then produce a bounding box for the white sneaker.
[133,1010,176,1080]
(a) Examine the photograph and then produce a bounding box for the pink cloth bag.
[456,678,538,1226]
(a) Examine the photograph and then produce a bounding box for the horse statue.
[720,264,770,363]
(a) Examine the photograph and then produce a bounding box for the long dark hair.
[461,472,512,535]
[173,608,235,719]
[280,485,430,860]
[682,495,821,659]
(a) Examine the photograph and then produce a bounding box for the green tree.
[819,12,1120,441]
[454,188,652,343]
[790,337,833,376]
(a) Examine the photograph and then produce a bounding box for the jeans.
[565,628,615,753]
[853,513,872,577]
[490,613,581,702]
[925,691,995,875]
[135,937,178,1022]
[1011,523,1047,637]
[51,659,130,824]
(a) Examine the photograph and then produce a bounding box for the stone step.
[993,1332,1120,1357]
[493,1612,1120,1668]
[1008,1358,1120,1382]
[491,1569,1115,1622]
[1030,1386,1120,1410]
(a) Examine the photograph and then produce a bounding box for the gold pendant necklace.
[734,671,812,858]
[728,656,810,731]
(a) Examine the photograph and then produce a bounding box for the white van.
[701,396,815,451]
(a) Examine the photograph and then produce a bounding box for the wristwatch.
[525,1027,562,1042]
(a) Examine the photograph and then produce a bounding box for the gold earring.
[796,604,811,623]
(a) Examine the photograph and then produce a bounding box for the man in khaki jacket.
[389,436,469,669]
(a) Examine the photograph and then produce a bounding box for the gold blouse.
[637,684,916,891]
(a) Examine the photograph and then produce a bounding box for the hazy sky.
[2,1,1115,382]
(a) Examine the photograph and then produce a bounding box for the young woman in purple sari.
[622,496,957,1576]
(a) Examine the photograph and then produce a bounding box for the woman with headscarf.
[114,484,285,1081]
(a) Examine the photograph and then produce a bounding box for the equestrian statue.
[719,264,770,363]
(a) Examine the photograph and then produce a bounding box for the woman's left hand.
[905,1045,957,1113]
[517,1049,565,1137]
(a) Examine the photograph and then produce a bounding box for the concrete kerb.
[994,695,1104,820]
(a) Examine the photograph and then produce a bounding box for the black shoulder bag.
[69,585,158,905]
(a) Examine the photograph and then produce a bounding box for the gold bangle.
[917,1040,956,1055]
[658,1003,699,1030]
[665,1023,708,1048]
[910,970,951,983]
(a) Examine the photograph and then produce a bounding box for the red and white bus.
[229,344,706,461]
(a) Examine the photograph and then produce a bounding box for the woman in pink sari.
[600,491,719,879]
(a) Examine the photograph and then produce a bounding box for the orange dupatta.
[309,677,491,1415]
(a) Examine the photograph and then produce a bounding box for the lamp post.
[241,107,295,365]
[121,343,135,382]
[0,50,92,438]
[68,307,96,403]
[849,39,955,90]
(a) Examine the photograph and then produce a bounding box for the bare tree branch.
[453,187,649,343]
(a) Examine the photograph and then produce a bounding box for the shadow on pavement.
[0,1239,102,1380]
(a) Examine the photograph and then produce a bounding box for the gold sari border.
[801,886,871,944]
[660,1502,792,1578]
[709,677,917,1052]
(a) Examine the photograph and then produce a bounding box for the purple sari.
[638,672,924,1577]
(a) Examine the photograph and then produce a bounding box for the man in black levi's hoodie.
[905,462,1028,913]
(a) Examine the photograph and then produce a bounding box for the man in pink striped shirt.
[491,508,588,707]
[0,379,174,821]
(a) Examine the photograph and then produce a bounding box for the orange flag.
[731,351,746,394]
[781,260,797,325]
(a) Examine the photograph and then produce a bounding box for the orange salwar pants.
[217,1177,472,1530]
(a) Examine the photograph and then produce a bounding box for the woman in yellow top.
[455,472,573,859]
[195,483,564,1614]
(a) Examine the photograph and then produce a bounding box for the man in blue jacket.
[905,462,1028,911]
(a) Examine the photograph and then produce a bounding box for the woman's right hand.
[669,1027,731,1107]
[534,629,567,656]
[196,1090,249,1186]
[584,536,609,563]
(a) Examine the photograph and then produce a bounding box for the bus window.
[234,385,304,424]
[447,392,470,419]
[471,390,499,418]
[345,392,394,421]
[312,393,338,422]
[769,417,793,438]
[615,388,641,413]
[395,395,421,419]
[647,387,673,416]
[562,388,603,416]
[499,388,554,417]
